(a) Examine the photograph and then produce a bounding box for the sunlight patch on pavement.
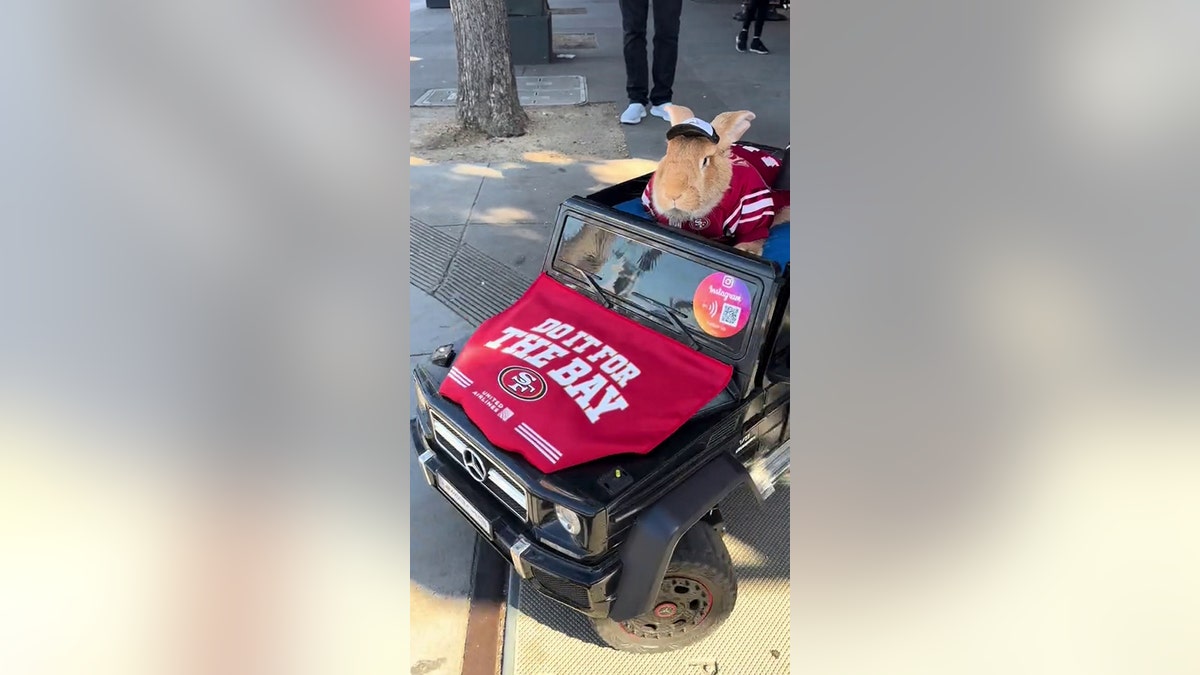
[523,150,575,166]
[452,164,504,179]
[587,158,659,186]
[410,156,431,166]
[472,206,538,224]
[410,583,470,675]
[723,533,769,567]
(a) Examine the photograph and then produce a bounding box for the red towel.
[438,274,734,473]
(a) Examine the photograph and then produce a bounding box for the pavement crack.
[430,244,463,295]
[463,171,487,226]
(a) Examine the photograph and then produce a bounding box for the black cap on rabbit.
[666,117,721,144]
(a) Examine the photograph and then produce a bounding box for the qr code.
[498,407,514,421]
[719,303,742,328]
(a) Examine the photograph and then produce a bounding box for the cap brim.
[666,124,721,144]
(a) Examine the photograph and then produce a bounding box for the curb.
[461,538,510,675]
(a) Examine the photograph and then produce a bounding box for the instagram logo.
[693,273,751,339]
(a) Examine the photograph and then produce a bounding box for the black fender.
[608,451,760,621]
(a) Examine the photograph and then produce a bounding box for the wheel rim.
[619,576,713,640]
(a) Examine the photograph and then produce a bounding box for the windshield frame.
[545,203,780,365]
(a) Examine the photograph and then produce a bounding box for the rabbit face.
[649,106,758,226]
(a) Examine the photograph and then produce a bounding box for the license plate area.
[437,473,493,538]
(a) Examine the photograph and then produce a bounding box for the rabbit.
[641,105,790,257]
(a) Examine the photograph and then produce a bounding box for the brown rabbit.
[641,105,789,256]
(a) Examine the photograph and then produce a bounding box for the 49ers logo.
[497,366,548,401]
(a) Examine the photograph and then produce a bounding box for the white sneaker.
[650,103,674,121]
[620,103,648,124]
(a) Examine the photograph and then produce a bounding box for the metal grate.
[553,32,598,49]
[409,217,534,326]
[436,245,532,326]
[531,568,592,608]
[410,217,457,293]
[413,76,588,107]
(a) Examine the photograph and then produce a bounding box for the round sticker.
[497,366,548,401]
[693,273,752,338]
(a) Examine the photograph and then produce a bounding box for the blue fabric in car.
[613,198,650,219]
[612,197,790,268]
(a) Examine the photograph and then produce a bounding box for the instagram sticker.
[692,272,752,338]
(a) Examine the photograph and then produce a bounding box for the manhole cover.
[550,7,587,14]
[553,32,597,49]
[413,76,588,107]
[413,89,460,106]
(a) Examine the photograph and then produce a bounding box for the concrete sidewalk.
[408,1,790,672]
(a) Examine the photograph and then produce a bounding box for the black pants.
[741,0,769,35]
[619,0,682,107]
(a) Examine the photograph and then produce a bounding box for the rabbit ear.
[711,111,756,147]
[665,104,696,127]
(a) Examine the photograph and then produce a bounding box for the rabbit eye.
[701,156,709,168]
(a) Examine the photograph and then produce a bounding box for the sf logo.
[497,366,548,402]
[510,371,537,393]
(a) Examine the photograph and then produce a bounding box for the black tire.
[591,523,737,653]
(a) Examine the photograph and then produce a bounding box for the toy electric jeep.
[412,144,790,653]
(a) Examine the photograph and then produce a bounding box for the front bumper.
[412,418,621,618]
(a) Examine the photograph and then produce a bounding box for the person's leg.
[649,0,683,109]
[619,0,651,108]
[734,0,763,51]
[747,0,770,54]
[737,0,759,51]
[753,0,768,39]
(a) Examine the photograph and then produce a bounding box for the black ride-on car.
[411,145,791,653]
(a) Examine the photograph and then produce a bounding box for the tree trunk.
[450,0,528,137]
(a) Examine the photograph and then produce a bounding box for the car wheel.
[591,523,737,653]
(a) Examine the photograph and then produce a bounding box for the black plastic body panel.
[608,451,758,621]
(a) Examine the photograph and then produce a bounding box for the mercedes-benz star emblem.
[461,449,487,483]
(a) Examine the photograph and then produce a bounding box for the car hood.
[415,353,736,509]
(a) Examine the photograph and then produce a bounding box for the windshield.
[552,215,763,356]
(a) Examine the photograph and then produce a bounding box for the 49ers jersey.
[642,144,789,245]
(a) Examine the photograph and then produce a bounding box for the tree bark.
[450,0,528,137]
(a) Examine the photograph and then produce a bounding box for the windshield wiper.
[562,264,703,353]
[631,292,739,400]
[561,262,613,309]
[630,291,702,351]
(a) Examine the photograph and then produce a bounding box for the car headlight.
[554,505,582,536]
